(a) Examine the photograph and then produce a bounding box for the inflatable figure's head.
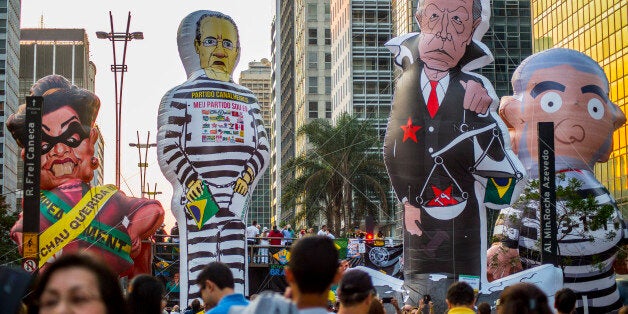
[178,10,240,82]
[500,48,626,173]
[6,75,101,189]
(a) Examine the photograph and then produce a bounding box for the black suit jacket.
[384,59,504,276]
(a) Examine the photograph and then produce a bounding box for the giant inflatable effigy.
[383,0,566,309]
[6,74,165,276]
[488,48,627,313]
[156,10,269,305]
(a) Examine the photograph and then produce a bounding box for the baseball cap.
[338,269,375,296]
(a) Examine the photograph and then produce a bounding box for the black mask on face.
[41,122,90,155]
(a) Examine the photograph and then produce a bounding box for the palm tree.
[281,113,390,236]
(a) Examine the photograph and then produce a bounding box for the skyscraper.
[330,0,396,230]
[530,0,627,211]
[0,0,21,212]
[270,0,296,224]
[239,59,272,229]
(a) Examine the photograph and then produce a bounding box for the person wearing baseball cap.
[336,269,375,314]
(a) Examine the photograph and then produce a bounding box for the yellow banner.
[38,185,117,267]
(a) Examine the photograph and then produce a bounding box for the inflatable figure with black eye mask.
[7,74,165,277]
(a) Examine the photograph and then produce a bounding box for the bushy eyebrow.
[581,84,608,101]
[530,81,565,98]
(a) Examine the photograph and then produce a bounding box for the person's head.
[620,305,628,314]
[194,12,240,81]
[197,262,235,308]
[337,269,375,310]
[286,236,340,296]
[500,48,626,172]
[554,288,576,314]
[497,282,552,314]
[190,299,201,311]
[415,0,482,72]
[252,220,257,226]
[477,301,491,314]
[321,225,327,231]
[33,253,126,314]
[127,274,166,314]
[445,281,475,309]
[368,298,385,314]
[6,75,101,190]
[173,273,180,282]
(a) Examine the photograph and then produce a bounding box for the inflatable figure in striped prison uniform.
[157,11,269,306]
[487,48,627,313]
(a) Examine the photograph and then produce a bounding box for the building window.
[308,3,317,21]
[325,102,332,118]
[308,52,317,69]
[308,28,317,45]
[325,53,331,70]
[325,29,331,45]
[309,77,318,93]
[325,77,331,93]
[309,102,318,118]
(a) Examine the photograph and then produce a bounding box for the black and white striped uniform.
[494,169,626,313]
[157,70,269,304]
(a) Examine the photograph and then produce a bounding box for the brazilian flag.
[484,177,515,205]
[185,181,220,230]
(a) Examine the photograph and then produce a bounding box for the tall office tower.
[270,0,297,224]
[239,59,272,229]
[530,0,627,211]
[294,0,332,157]
[330,0,395,230]
[476,0,533,98]
[391,0,418,36]
[18,28,103,203]
[270,16,281,226]
[0,0,21,212]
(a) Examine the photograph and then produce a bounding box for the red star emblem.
[427,185,459,207]
[400,117,421,143]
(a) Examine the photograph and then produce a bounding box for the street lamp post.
[96,11,143,189]
[129,131,156,198]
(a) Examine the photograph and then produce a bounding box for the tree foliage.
[281,113,391,236]
[0,195,20,267]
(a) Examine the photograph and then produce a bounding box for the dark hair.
[477,302,491,314]
[197,262,234,290]
[554,288,576,313]
[446,281,475,307]
[32,253,127,314]
[289,236,338,294]
[497,282,552,314]
[252,220,257,225]
[195,12,240,49]
[6,74,100,148]
[127,274,166,314]
[191,299,202,312]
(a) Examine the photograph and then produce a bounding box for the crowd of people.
[17,235,628,314]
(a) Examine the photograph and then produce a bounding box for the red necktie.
[427,80,439,118]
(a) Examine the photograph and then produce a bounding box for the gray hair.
[416,0,482,22]
[511,48,609,96]
[194,11,240,49]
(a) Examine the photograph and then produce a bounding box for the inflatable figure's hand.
[186,179,205,202]
[234,167,255,196]
[487,242,523,281]
[404,202,423,236]
[461,79,491,115]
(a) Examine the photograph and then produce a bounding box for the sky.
[20,0,275,230]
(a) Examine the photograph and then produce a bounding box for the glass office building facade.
[531,0,628,211]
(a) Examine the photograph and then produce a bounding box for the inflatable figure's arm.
[487,208,524,280]
[404,202,423,236]
[235,104,269,196]
[460,79,491,115]
[127,202,165,257]
[10,212,24,254]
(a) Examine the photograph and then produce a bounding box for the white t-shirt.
[246,225,260,239]
[317,230,326,236]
